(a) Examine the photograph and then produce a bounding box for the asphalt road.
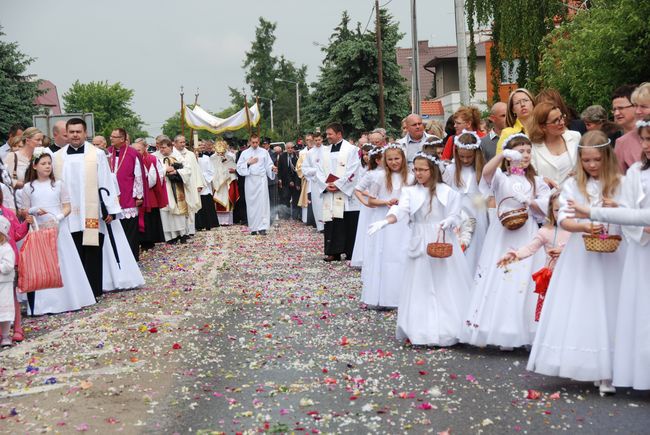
[148,222,650,434]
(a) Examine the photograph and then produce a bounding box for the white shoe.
[599,380,616,395]
[499,346,514,351]
[0,336,12,347]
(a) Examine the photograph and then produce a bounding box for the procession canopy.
[183,102,260,134]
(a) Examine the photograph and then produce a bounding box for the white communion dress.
[22,180,96,315]
[389,183,472,346]
[527,177,626,381]
[461,169,550,348]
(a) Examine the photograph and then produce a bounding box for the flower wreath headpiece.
[32,146,46,162]
[382,143,406,153]
[502,132,530,149]
[636,120,650,129]
[454,129,482,150]
[413,151,440,164]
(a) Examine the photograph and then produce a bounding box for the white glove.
[368,219,389,236]
[512,192,531,206]
[502,149,523,162]
[439,217,455,230]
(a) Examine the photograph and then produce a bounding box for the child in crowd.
[527,130,625,395]
[350,147,382,268]
[0,188,29,343]
[0,216,15,347]
[568,118,650,391]
[368,152,471,346]
[22,149,96,315]
[443,130,488,273]
[361,145,412,308]
[462,134,550,350]
[497,191,569,321]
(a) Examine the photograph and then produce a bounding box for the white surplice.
[236,146,275,232]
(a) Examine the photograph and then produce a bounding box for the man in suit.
[277,141,301,220]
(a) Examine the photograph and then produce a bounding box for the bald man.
[92,135,107,151]
[481,102,507,160]
[50,120,68,153]
[396,114,431,166]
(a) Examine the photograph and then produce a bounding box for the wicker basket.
[497,196,529,230]
[427,229,453,258]
[582,224,621,253]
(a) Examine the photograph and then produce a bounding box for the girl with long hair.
[461,134,550,350]
[361,145,412,308]
[527,130,625,395]
[442,130,488,273]
[368,152,471,346]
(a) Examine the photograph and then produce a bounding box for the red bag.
[17,223,63,293]
[531,267,553,322]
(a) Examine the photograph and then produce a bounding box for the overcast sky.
[2,0,456,136]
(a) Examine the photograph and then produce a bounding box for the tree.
[0,26,42,139]
[303,10,410,138]
[538,0,650,111]
[62,80,148,139]
[465,0,567,100]
[234,18,309,140]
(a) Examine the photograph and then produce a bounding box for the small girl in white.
[527,130,625,395]
[0,216,16,347]
[350,147,383,268]
[461,133,550,350]
[497,191,570,322]
[361,144,412,308]
[442,130,488,273]
[368,152,471,346]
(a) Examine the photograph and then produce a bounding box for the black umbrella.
[98,187,121,269]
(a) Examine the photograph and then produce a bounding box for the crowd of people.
[0,82,648,397]
[237,83,650,397]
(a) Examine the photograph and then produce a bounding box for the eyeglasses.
[513,98,532,108]
[110,135,124,139]
[545,114,566,125]
[612,104,634,113]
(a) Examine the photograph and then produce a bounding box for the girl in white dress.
[22,150,96,315]
[527,130,626,395]
[461,134,550,350]
[361,145,412,308]
[442,130,488,273]
[368,152,471,346]
[350,147,382,268]
[567,120,650,390]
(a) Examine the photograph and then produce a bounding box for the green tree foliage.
[466,0,566,100]
[538,0,650,111]
[303,10,410,138]
[62,80,148,139]
[238,18,309,139]
[0,27,42,139]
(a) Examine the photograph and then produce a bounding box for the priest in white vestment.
[303,136,326,232]
[173,135,205,236]
[154,136,190,243]
[310,123,360,261]
[53,118,121,298]
[236,134,277,235]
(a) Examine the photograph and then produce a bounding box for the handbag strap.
[436,227,446,243]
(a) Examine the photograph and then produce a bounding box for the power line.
[363,3,376,34]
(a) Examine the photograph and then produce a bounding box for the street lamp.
[274,78,300,127]
[258,96,274,131]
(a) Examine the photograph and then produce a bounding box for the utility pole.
[375,0,386,128]
[410,0,421,115]
[455,0,470,105]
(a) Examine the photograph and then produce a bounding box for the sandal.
[12,328,24,342]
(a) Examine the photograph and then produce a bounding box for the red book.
[325,173,339,183]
